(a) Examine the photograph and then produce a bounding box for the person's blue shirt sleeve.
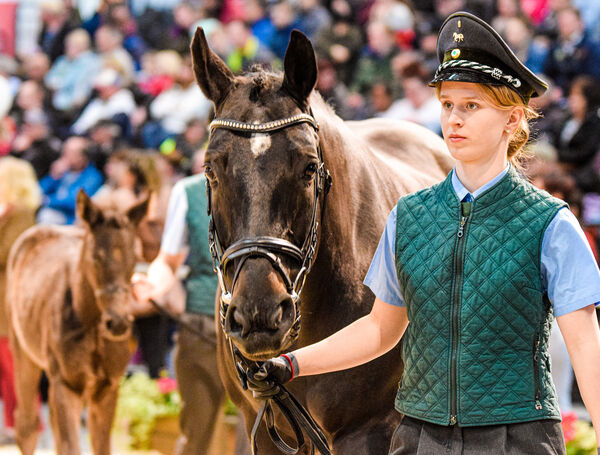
[542,207,600,317]
[363,205,405,306]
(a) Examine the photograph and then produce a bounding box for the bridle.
[206,112,332,339]
[206,110,333,455]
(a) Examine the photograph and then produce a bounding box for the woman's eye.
[467,102,478,110]
[303,163,318,181]
[443,101,453,109]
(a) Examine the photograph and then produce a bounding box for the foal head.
[76,190,148,341]
[191,29,324,359]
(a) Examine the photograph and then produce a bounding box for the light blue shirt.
[364,166,600,317]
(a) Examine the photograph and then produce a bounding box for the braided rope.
[435,59,522,89]
[209,113,318,135]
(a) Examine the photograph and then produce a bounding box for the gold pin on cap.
[451,49,461,59]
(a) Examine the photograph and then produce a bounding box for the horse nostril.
[105,319,114,332]
[267,303,284,330]
[228,306,249,337]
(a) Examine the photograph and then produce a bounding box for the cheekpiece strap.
[209,113,319,135]
[435,59,522,88]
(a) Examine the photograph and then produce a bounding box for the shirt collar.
[452,164,510,201]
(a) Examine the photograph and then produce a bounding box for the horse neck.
[72,235,102,327]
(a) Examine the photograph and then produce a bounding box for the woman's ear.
[506,106,524,133]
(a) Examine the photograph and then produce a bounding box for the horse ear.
[126,196,149,226]
[190,27,235,107]
[282,30,317,106]
[76,190,103,227]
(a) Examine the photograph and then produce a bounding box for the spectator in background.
[502,15,534,64]
[159,118,209,176]
[162,1,202,54]
[94,24,136,85]
[370,81,395,117]
[104,1,148,68]
[71,67,136,136]
[244,0,274,48]
[297,0,331,39]
[20,52,51,86]
[491,0,527,37]
[44,28,102,114]
[315,58,356,120]
[350,21,399,99]
[37,0,81,63]
[266,1,304,59]
[314,0,363,86]
[555,75,600,194]
[141,55,211,149]
[87,119,127,174]
[544,6,600,93]
[225,20,274,73]
[11,110,60,180]
[38,136,104,225]
[381,60,441,134]
[0,157,41,445]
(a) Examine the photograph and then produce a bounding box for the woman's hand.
[246,355,296,399]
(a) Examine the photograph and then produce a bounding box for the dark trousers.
[174,313,225,455]
[389,416,566,455]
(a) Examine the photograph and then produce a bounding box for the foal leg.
[48,376,84,455]
[11,338,42,455]
[88,382,119,455]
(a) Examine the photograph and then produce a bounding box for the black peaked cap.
[429,11,548,101]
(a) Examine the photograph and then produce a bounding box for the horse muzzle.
[224,293,296,360]
[100,311,133,342]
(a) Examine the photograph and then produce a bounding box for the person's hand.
[246,354,297,399]
[131,272,154,304]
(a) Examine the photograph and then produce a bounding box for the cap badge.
[453,32,464,43]
[451,49,461,59]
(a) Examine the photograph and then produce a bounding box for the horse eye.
[205,163,215,179]
[303,163,318,181]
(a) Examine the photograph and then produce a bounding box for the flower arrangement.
[561,411,597,455]
[115,372,182,449]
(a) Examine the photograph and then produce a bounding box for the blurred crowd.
[0,0,600,438]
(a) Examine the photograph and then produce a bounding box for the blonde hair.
[0,157,41,210]
[435,83,539,166]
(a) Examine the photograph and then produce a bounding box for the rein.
[206,111,332,455]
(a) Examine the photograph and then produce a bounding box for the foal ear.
[126,196,150,227]
[76,190,103,228]
[190,27,235,107]
[282,30,317,107]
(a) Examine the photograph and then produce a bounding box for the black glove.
[246,354,297,399]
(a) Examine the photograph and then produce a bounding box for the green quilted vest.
[394,167,566,426]
[184,174,218,315]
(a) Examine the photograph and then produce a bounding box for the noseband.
[206,112,332,339]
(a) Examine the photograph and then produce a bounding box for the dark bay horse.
[6,191,148,455]
[191,28,454,454]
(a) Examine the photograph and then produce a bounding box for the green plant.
[115,372,181,449]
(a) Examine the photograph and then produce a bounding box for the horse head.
[76,190,149,341]
[191,28,328,360]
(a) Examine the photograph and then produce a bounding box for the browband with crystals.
[435,59,522,88]
[209,113,319,135]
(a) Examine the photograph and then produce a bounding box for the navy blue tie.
[462,194,473,203]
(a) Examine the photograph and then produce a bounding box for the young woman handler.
[248,12,600,454]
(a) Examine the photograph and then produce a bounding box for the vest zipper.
[533,334,542,410]
[450,201,471,425]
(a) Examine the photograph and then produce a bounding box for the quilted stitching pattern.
[394,169,564,426]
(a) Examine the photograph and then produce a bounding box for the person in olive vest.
[246,12,600,455]
[131,150,224,455]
